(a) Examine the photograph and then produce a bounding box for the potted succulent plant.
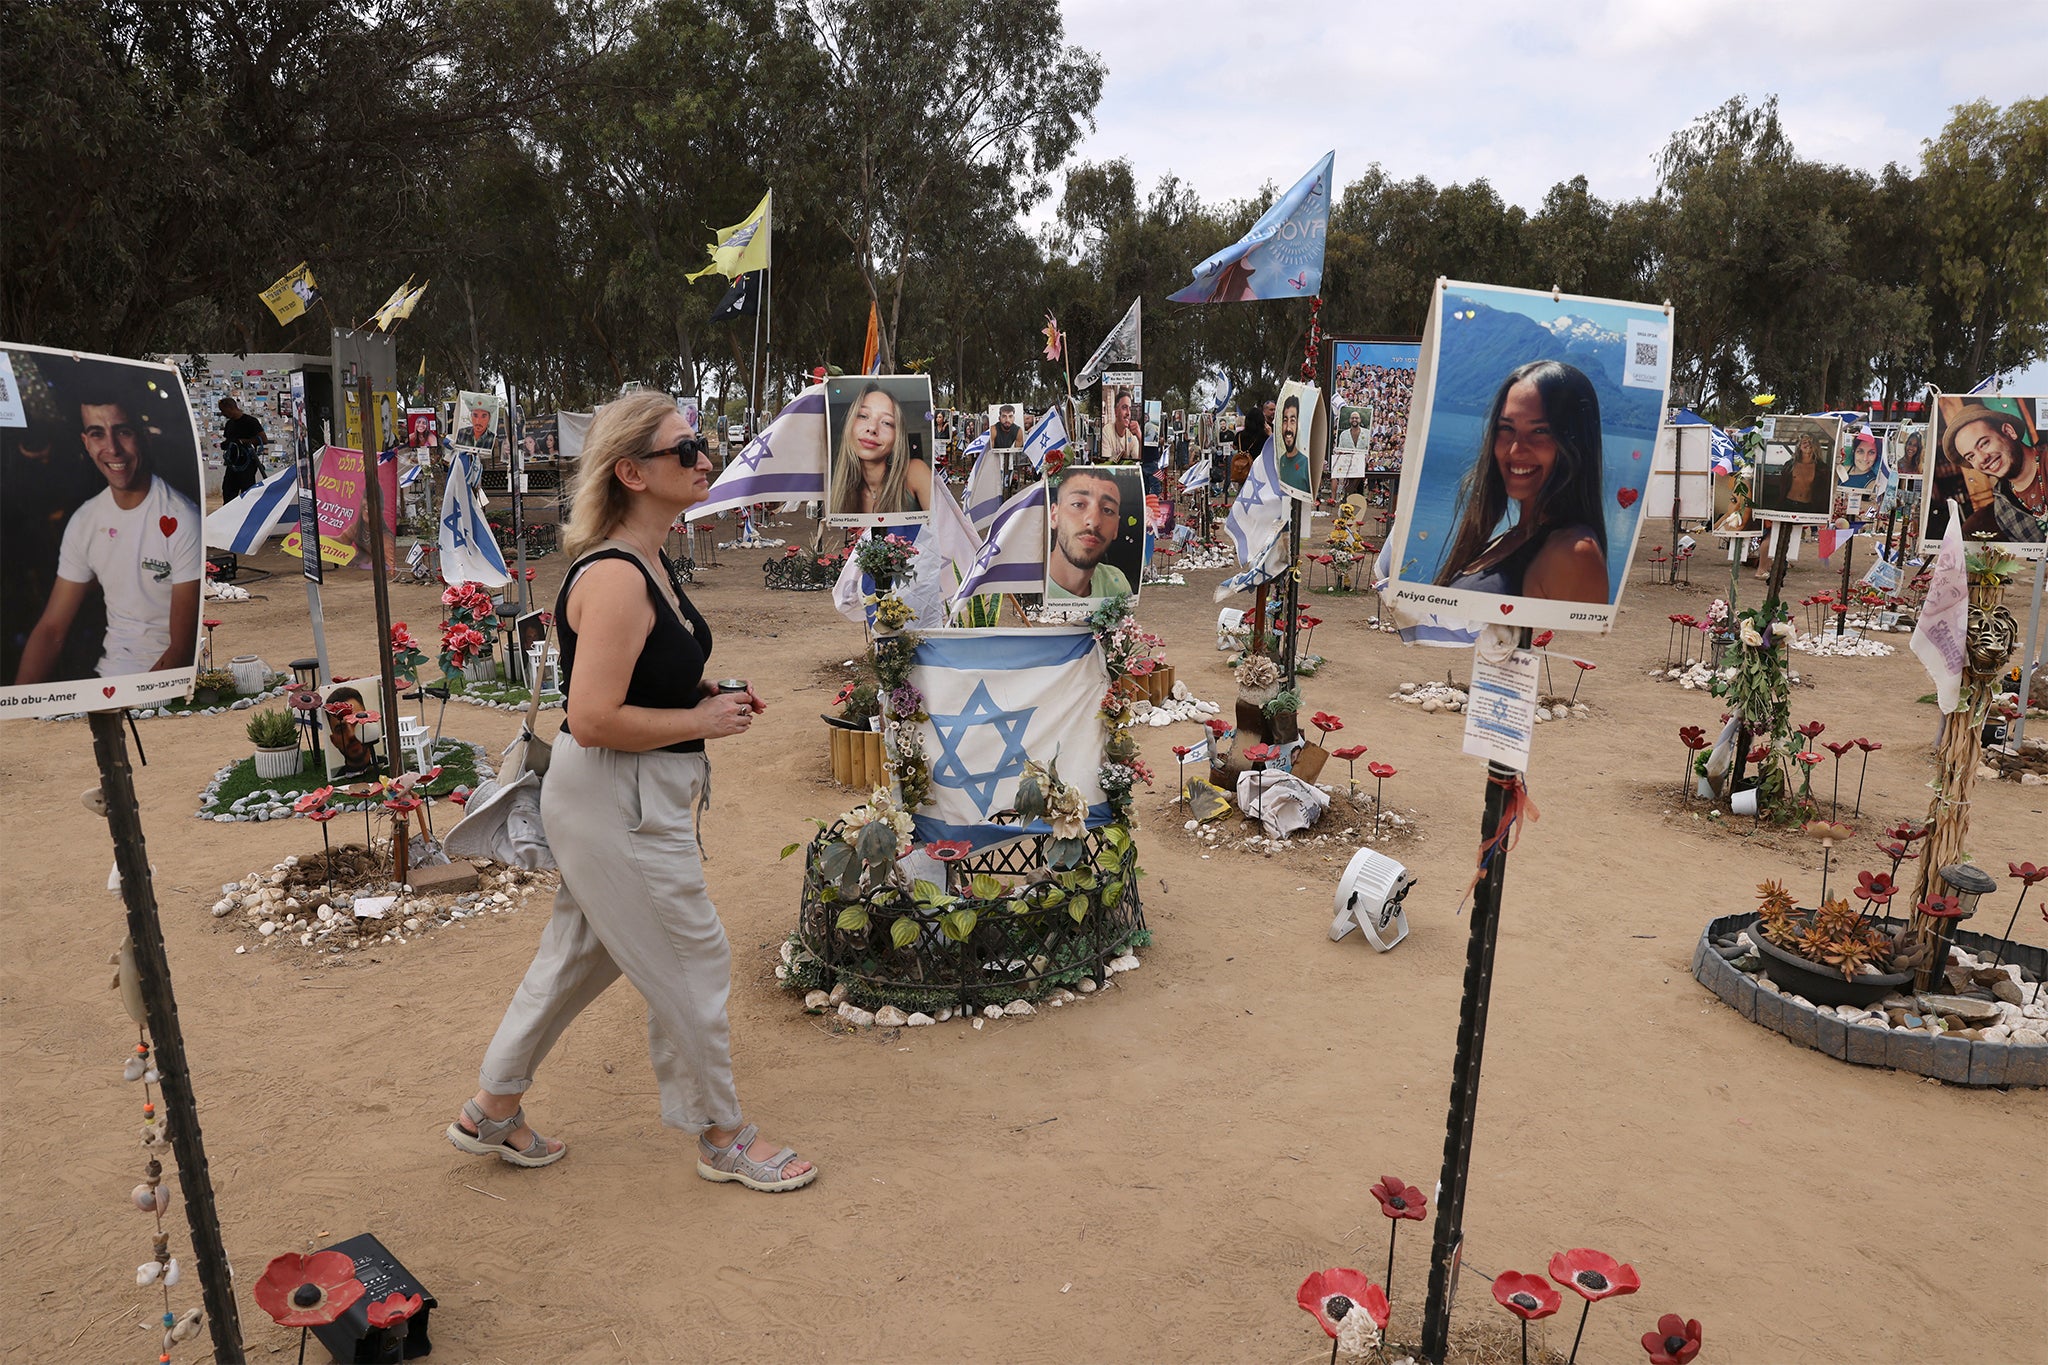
[1747,878,1918,1007]
[191,667,236,707]
[246,707,303,780]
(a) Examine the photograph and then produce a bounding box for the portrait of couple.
[1389,282,1672,633]
[825,375,937,527]
[0,346,205,706]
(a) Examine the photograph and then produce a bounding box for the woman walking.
[448,392,815,1192]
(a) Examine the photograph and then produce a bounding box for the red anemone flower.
[1370,1175,1428,1221]
[1492,1270,1562,1322]
[1916,894,1964,920]
[1311,712,1343,734]
[1204,717,1232,738]
[1296,1269,1390,1339]
[365,1292,423,1331]
[2009,862,2048,887]
[1533,630,1555,647]
[1549,1248,1641,1303]
[1642,1313,1704,1364]
[1243,743,1278,764]
[1171,745,1192,760]
[293,786,336,814]
[1678,726,1709,751]
[1853,738,1881,753]
[1368,762,1397,779]
[307,807,340,824]
[1824,740,1855,758]
[1574,660,1595,672]
[1796,720,1825,739]
[923,840,972,862]
[1746,746,1771,764]
[1332,744,1368,762]
[253,1250,365,1328]
[1852,871,1895,905]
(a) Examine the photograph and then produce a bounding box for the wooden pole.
[1835,525,1854,637]
[357,377,408,874]
[89,713,247,1362]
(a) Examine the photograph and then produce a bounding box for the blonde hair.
[563,392,687,559]
[827,383,912,518]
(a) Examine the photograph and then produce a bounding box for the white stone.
[982,1004,1004,1019]
[905,1012,934,1026]
[402,917,421,932]
[773,964,788,981]
[779,940,795,965]
[1184,820,1199,831]
[211,899,233,918]
[1003,1000,1035,1016]
[2013,1029,2047,1046]
[837,1003,875,1028]
[234,945,246,954]
[1420,698,1441,713]
[803,990,831,1011]
[935,1007,953,1022]
[973,1017,984,1030]
[1983,1024,2011,1042]
[1398,682,1417,694]
[828,981,849,1006]
[1109,954,1141,973]
[874,1005,909,1027]
[257,921,276,936]
[1075,978,1097,994]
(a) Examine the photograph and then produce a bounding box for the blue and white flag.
[907,627,1110,851]
[1179,459,1211,494]
[1375,538,1480,647]
[950,482,1046,608]
[964,440,1005,534]
[440,449,511,586]
[1170,151,1333,304]
[204,461,299,552]
[1018,404,1067,474]
[685,384,826,521]
[1966,375,1997,395]
[1214,437,1290,601]
[961,429,990,459]
[400,459,424,488]
[1708,426,1740,475]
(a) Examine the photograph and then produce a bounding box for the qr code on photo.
[1633,340,1659,366]
[0,375,12,404]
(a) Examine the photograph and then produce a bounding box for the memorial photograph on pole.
[1919,394,2047,553]
[1748,414,1841,522]
[824,374,936,527]
[1383,280,1675,633]
[1099,371,1144,463]
[1045,463,1144,606]
[0,344,205,716]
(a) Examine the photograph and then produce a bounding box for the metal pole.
[1282,501,1303,686]
[1836,526,1854,637]
[1418,645,1527,1364]
[294,409,330,682]
[763,262,775,411]
[88,712,247,1363]
[749,273,764,438]
[2012,555,2046,748]
[509,380,529,615]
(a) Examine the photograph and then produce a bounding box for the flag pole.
[509,379,529,616]
[764,261,775,413]
[749,272,764,438]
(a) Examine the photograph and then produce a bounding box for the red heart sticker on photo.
[1499,603,1514,615]
[159,516,178,537]
[1617,487,1639,509]
[103,686,117,698]
[1631,449,1642,460]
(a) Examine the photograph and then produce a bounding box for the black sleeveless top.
[557,548,712,754]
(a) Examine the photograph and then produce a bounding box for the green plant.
[1753,880,1899,981]
[245,709,299,748]
[193,668,236,694]
[1263,687,1302,718]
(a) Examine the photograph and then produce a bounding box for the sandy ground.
[3,517,2044,1365]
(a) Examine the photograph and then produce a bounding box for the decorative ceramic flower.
[1794,751,1824,768]
[307,807,339,824]
[1492,1270,1562,1321]
[2009,862,2048,887]
[1796,720,1825,739]
[923,840,972,862]
[1746,746,1771,764]
[1853,738,1880,753]
[1916,894,1964,919]
[1823,740,1854,758]
[1802,819,1854,844]
[1678,726,1709,751]
[1312,712,1344,735]
[252,1250,364,1328]
[1642,1313,1703,1364]
[1852,871,1895,905]
[1574,660,1595,672]
[1369,1175,1427,1221]
[1549,1248,1640,1302]
[1368,762,1397,779]
[1171,745,1192,760]
[293,786,335,814]
[365,1292,423,1331]
[1243,744,1278,765]
[1297,1268,1390,1341]
[1532,630,1554,648]
[1333,745,1368,762]
[1204,717,1233,738]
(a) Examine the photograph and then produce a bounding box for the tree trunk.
[1910,580,2005,983]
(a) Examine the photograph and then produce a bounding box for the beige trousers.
[477,733,740,1133]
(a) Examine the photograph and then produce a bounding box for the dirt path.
[3,522,2042,1364]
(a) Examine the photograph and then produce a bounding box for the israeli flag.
[1018,405,1067,474]
[205,462,299,552]
[1179,459,1211,494]
[1375,539,1480,648]
[1708,426,1740,475]
[962,429,990,459]
[440,449,511,586]
[1966,374,1997,396]
[950,482,1046,608]
[400,460,424,488]
[833,480,981,631]
[964,440,1005,534]
[1214,437,1289,601]
[907,628,1110,851]
[686,385,826,521]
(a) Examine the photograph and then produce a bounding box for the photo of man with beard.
[1045,465,1141,603]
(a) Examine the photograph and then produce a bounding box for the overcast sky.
[1056,0,2048,387]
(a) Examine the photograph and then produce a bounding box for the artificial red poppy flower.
[1533,630,1554,647]
[293,786,336,814]
[1316,554,1335,565]
[1916,894,1964,919]
[1746,746,1771,764]
[1549,1248,1640,1302]
[203,617,223,629]
[1204,717,1232,738]
[1296,1268,1390,1339]
[1852,871,1895,905]
[2009,862,2048,887]
[252,1250,365,1328]
[1875,839,1915,864]
[1370,1175,1427,1220]
[1796,720,1825,739]
[1667,614,1688,624]
[1299,616,1324,630]
[1368,762,1397,779]
[834,682,856,705]
[1574,660,1595,672]
[1244,743,1278,764]
[1824,740,1854,758]
[1171,745,1192,760]
[1311,712,1343,735]
[1678,726,1709,751]
[1886,820,1929,844]
[1642,1313,1703,1364]
[1795,750,1824,767]
[923,840,972,862]
[323,700,353,716]
[381,795,422,816]
[1492,1270,1561,1321]
[306,807,340,824]
[1853,738,1881,753]
[447,790,468,806]
[365,1292,423,1331]
[1332,745,1368,762]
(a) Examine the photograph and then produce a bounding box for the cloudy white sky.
[1056,0,2048,386]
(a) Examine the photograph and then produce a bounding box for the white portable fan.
[1330,848,1418,952]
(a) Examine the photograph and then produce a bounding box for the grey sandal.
[696,1122,816,1192]
[446,1099,565,1168]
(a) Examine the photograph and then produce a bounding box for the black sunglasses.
[646,436,710,464]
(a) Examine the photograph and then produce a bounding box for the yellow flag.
[259,262,319,325]
[686,190,772,281]
[372,277,414,330]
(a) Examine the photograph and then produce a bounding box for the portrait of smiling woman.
[825,378,934,526]
[1433,359,1609,604]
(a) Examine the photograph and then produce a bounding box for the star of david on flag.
[439,449,511,586]
[687,385,827,521]
[1214,436,1290,601]
[908,628,1111,851]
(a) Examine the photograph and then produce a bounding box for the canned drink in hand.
[716,679,749,695]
